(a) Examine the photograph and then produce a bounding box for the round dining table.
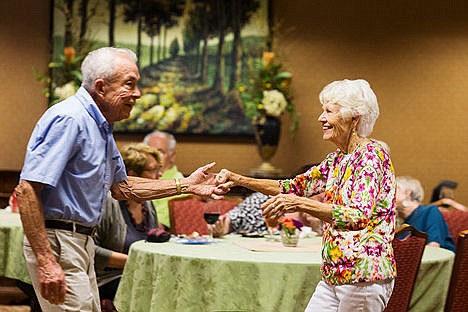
[114,235,454,312]
[0,209,30,284]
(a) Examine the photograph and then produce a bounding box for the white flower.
[261,89,287,117]
[54,82,77,100]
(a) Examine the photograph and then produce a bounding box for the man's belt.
[45,220,97,236]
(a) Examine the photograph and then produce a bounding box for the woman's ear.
[351,116,360,129]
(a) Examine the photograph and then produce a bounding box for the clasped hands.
[215,169,301,221]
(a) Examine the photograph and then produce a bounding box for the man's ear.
[94,79,106,96]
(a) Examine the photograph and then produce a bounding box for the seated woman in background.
[396,176,455,252]
[212,192,323,237]
[93,143,165,310]
[213,164,323,238]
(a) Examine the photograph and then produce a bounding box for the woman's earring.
[402,200,409,207]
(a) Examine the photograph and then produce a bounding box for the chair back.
[438,208,468,244]
[444,230,468,312]
[168,196,241,235]
[384,225,428,312]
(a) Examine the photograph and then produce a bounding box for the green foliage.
[34,46,84,106]
[237,59,299,137]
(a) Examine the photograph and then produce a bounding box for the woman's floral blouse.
[281,140,397,285]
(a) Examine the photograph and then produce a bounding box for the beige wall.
[1,0,467,204]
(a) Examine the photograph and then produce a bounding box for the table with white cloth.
[114,235,454,312]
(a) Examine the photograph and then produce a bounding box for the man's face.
[98,55,141,123]
[147,135,175,172]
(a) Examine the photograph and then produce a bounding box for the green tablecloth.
[114,236,454,312]
[409,246,454,312]
[0,210,30,284]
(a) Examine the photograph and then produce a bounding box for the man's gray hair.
[396,176,425,203]
[81,47,137,91]
[143,130,177,152]
[319,79,379,137]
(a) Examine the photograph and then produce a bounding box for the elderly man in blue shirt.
[15,47,224,311]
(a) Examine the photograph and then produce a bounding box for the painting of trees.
[51,0,270,135]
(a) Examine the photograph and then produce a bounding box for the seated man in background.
[143,130,186,230]
[396,176,455,252]
[94,143,165,311]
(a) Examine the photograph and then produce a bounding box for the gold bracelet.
[175,178,182,195]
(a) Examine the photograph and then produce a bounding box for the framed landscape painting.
[50,0,272,136]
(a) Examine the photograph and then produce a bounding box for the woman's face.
[318,102,354,148]
[140,155,163,180]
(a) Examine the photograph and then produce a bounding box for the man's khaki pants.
[24,229,100,312]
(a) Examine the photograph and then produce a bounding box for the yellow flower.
[329,247,343,261]
[311,167,321,180]
[342,270,352,281]
[238,85,248,92]
[343,167,351,181]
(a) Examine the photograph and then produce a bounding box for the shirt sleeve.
[110,139,127,185]
[280,154,334,197]
[20,115,80,187]
[227,192,268,233]
[424,206,450,245]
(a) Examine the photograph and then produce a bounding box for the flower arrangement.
[34,46,83,106]
[237,52,299,137]
[277,217,303,237]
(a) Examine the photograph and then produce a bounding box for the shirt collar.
[75,86,111,135]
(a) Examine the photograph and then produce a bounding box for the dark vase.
[250,116,282,178]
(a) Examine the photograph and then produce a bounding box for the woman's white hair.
[81,47,138,91]
[396,176,425,203]
[319,79,379,137]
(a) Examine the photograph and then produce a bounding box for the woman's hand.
[261,194,304,220]
[215,169,237,192]
[211,214,231,237]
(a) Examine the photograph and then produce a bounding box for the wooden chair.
[168,196,241,235]
[444,230,468,312]
[384,225,428,312]
[438,208,468,244]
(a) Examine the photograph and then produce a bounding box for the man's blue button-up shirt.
[20,87,127,226]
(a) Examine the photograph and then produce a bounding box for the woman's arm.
[215,169,281,195]
[262,194,334,224]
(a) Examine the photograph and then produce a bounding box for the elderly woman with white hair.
[396,176,455,252]
[216,79,396,312]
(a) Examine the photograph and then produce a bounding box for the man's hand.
[185,163,227,199]
[38,260,67,304]
[15,180,67,304]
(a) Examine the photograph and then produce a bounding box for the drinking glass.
[203,206,220,241]
[265,217,279,241]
